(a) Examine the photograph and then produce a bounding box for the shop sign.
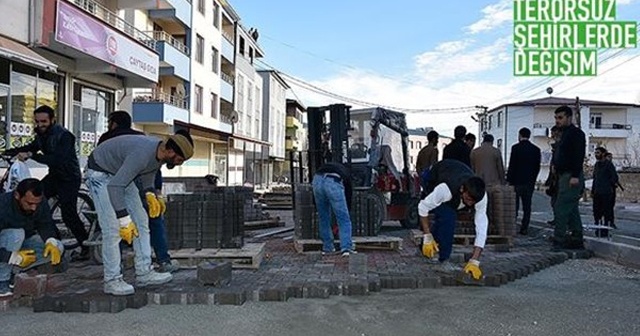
[55,0,159,82]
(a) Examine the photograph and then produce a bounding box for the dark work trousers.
[514,184,535,230]
[43,175,89,244]
[593,193,615,225]
[431,204,456,262]
[553,173,584,245]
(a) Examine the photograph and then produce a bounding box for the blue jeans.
[86,169,152,282]
[312,174,353,252]
[431,205,456,262]
[0,229,48,282]
[149,215,170,263]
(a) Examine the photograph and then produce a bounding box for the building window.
[196,35,204,64]
[497,111,502,127]
[211,93,218,118]
[249,47,254,64]
[197,0,205,14]
[213,2,220,28]
[488,115,493,130]
[195,85,203,113]
[211,47,219,73]
[239,37,245,56]
[417,141,422,148]
[410,140,414,149]
[236,75,244,113]
[590,113,602,129]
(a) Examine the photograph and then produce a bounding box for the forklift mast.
[307,104,352,179]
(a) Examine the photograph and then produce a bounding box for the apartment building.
[0,0,160,170]
[283,98,305,183]
[257,70,289,185]
[407,127,452,172]
[478,96,640,182]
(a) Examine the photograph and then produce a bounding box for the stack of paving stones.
[165,187,248,249]
[294,184,384,239]
[3,232,593,314]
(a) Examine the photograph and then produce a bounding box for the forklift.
[305,104,422,231]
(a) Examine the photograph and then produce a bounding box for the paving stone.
[14,273,48,298]
[343,281,369,296]
[367,278,381,292]
[257,287,289,302]
[215,290,247,305]
[302,284,330,299]
[416,276,442,289]
[348,253,368,275]
[197,261,232,287]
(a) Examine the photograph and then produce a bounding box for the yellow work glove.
[145,192,163,218]
[118,216,139,245]
[422,233,439,258]
[9,249,37,268]
[464,259,483,280]
[43,238,64,265]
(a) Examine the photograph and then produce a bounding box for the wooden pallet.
[169,243,265,269]
[409,230,512,246]
[294,235,403,253]
[244,218,284,230]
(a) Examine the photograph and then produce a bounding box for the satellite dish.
[230,111,239,124]
[546,87,553,95]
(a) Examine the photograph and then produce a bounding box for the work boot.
[0,281,13,298]
[519,227,529,236]
[136,270,172,287]
[104,277,135,296]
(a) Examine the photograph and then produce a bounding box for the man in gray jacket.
[86,130,194,295]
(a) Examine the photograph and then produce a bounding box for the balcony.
[70,0,156,51]
[132,92,189,125]
[221,33,234,63]
[286,139,300,151]
[286,116,302,129]
[118,0,192,28]
[147,31,190,81]
[532,123,553,137]
[220,72,234,103]
[589,123,632,138]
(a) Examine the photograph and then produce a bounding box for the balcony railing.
[71,0,156,50]
[221,72,234,85]
[133,91,187,110]
[146,31,189,55]
[590,123,632,130]
[222,30,235,45]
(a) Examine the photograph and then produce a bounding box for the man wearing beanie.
[86,130,194,295]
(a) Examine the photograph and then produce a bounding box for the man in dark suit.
[443,125,471,168]
[506,127,541,235]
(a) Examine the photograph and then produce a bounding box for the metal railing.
[221,30,235,45]
[589,123,632,130]
[221,72,235,85]
[146,31,190,55]
[71,0,156,50]
[133,91,187,110]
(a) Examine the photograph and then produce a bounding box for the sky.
[230,0,640,135]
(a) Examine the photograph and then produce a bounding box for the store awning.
[0,36,57,72]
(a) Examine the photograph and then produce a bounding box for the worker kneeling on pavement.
[0,178,65,297]
[86,130,194,296]
[418,159,487,279]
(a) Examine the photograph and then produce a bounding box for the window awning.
[0,36,57,72]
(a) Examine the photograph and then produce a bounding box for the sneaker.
[0,281,13,298]
[136,270,173,287]
[104,277,135,296]
[157,260,180,273]
[519,228,529,236]
[341,249,357,257]
[321,249,336,256]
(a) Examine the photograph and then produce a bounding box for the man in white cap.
[86,130,194,295]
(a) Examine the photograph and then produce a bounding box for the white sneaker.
[136,270,173,287]
[104,277,135,296]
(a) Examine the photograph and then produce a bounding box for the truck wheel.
[400,198,420,229]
